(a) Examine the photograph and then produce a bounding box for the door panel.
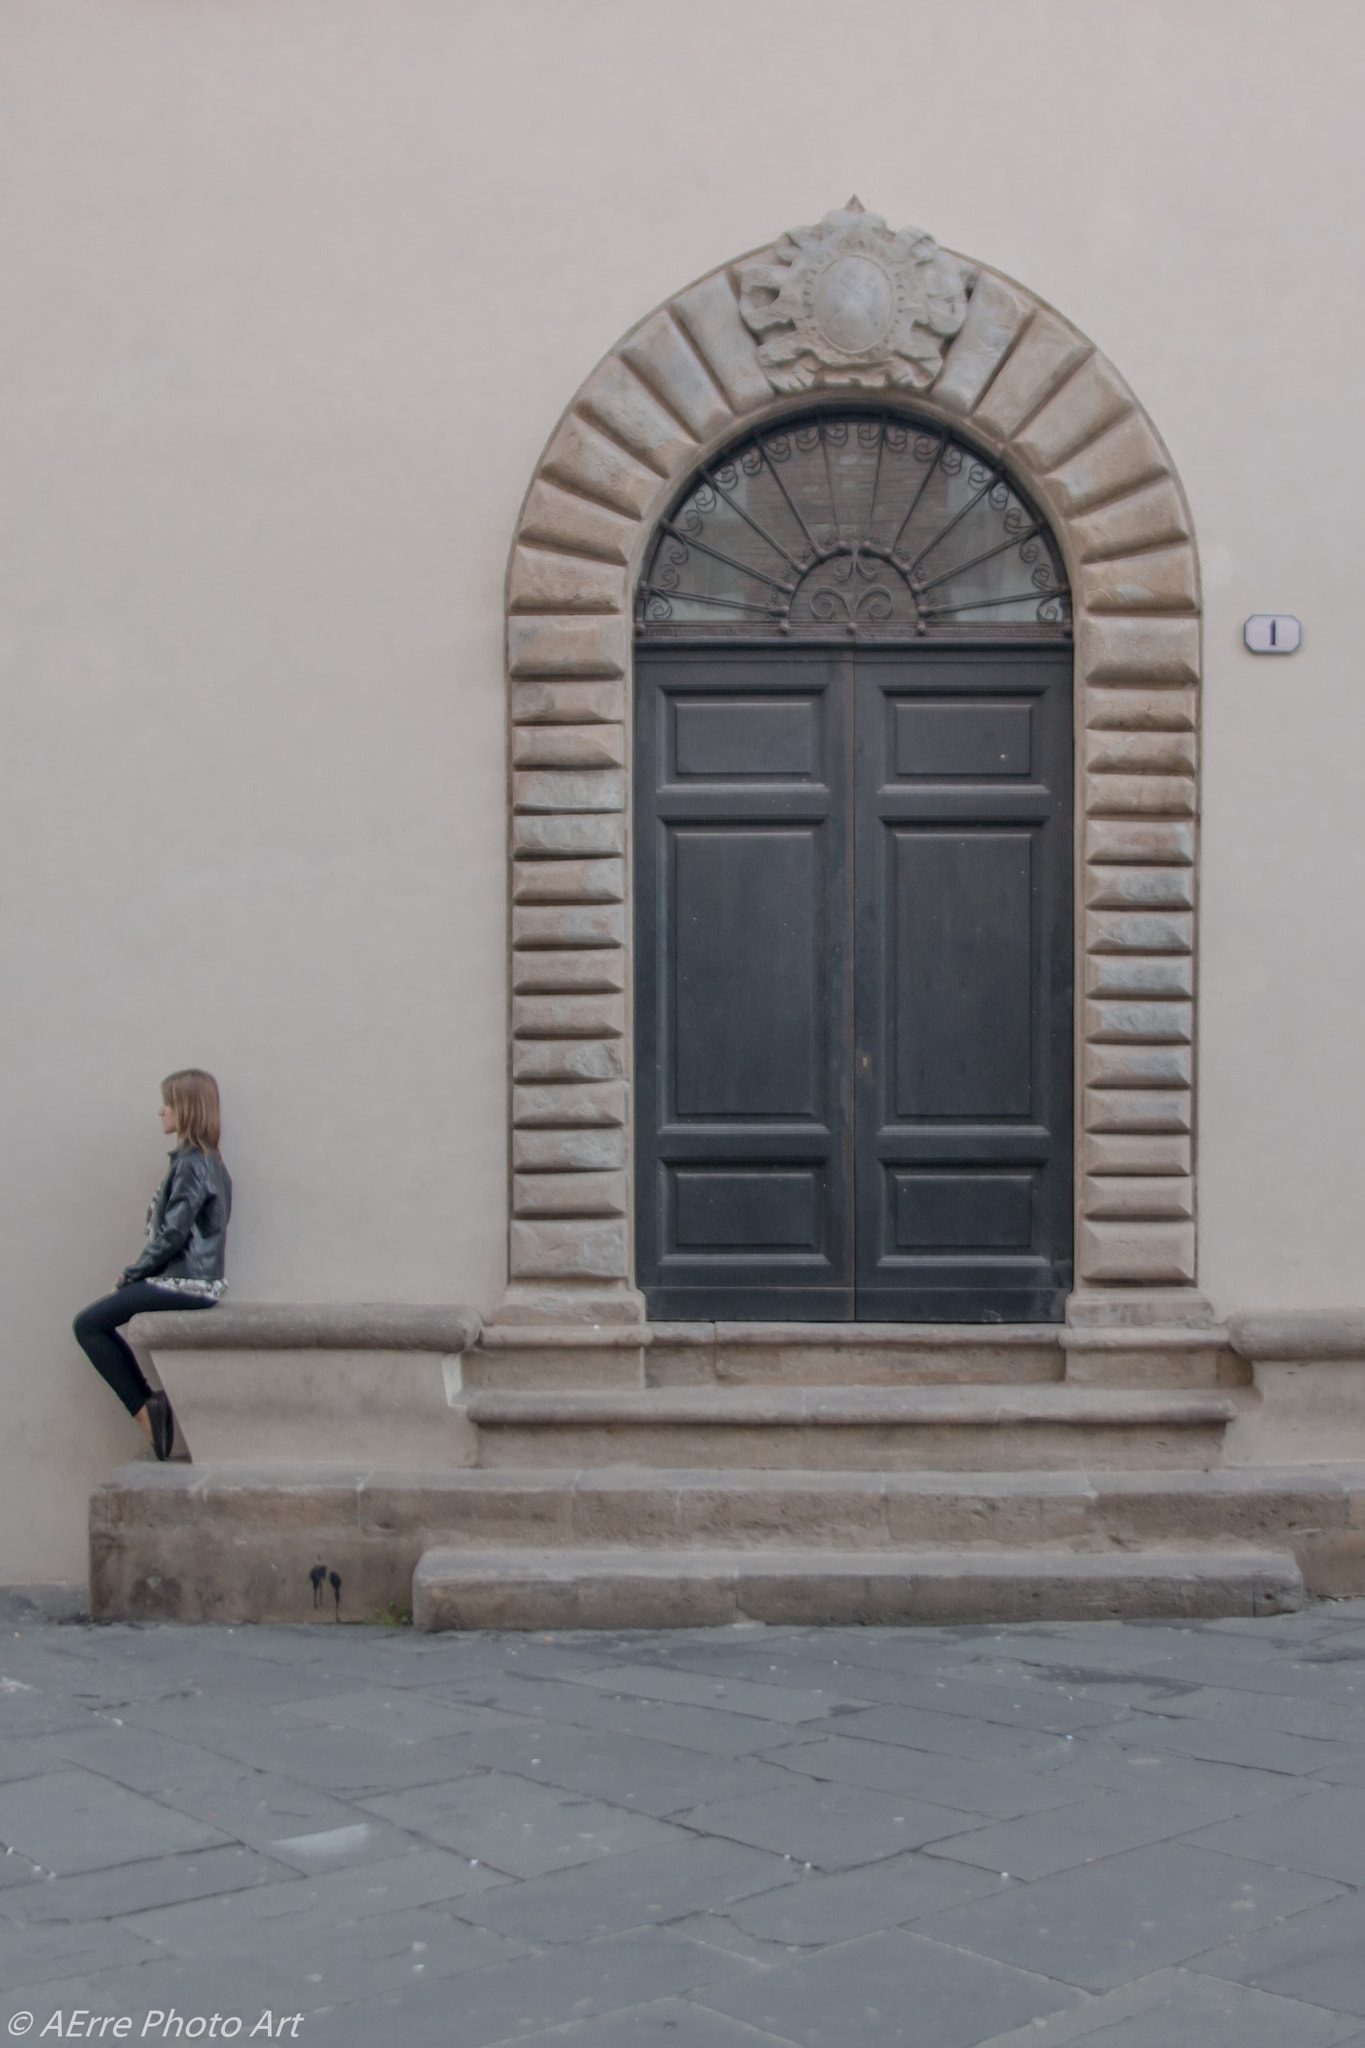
[674,828,821,1117]
[892,1170,1037,1250]
[854,648,1073,1320]
[893,700,1034,779]
[674,699,818,778]
[635,641,1072,1322]
[671,1168,825,1250]
[891,830,1034,1118]
[635,647,853,1320]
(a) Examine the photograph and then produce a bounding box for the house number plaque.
[1244,615,1302,653]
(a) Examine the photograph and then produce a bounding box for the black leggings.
[73,1285,215,1416]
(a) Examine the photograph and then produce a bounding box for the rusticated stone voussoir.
[499,217,1202,1310]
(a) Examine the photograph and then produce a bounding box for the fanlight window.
[639,411,1070,635]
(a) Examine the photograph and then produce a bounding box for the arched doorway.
[500,203,1199,1331]
[633,409,1074,1320]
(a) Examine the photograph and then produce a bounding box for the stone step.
[468,1319,1243,1391]
[89,1460,1365,1624]
[411,1542,1303,1632]
[348,1464,1364,1551]
[465,1383,1240,1470]
[469,1323,1065,1390]
[1060,1324,1244,1389]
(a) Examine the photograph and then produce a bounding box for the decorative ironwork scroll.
[639,412,1071,635]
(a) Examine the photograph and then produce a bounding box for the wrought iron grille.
[638,411,1071,637]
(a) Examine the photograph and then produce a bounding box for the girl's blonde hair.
[161,1069,221,1153]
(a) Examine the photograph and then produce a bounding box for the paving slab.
[1191,1887,1365,2013]
[0,1844,285,1925]
[452,1835,795,1943]
[278,1686,498,1743]
[916,1839,1343,1989]
[361,1771,685,1875]
[112,1847,510,1952]
[0,1917,157,1993]
[693,1927,1084,2047]
[35,1720,294,1796]
[923,1788,1204,1879]
[0,1949,323,2027]
[118,1695,490,1794]
[677,1780,984,1871]
[1183,1785,1365,1884]
[759,1734,1081,1817]
[564,1694,815,1756]
[133,1653,378,1710]
[1124,1681,1365,1742]
[225,1904,526,2003]
[968,1965,1361,2045]
[456,1997,800,2048]
[625,1644,884,1690]
[1056,1743,1318,1814]
[560,1663,862,1723]
[446,1720,801,1817]
[0,1769,227,1873]
[1302,1747,1365,1787]
[0,1861,46,1901]
[305,1927,763,2048]
[667,1906,794,1966]
[0,1737,56,1786]
[727,1851,1008,1944]
[1108,1708,1361,1774]
[111,1753,422,1868]
[816,1701,1073,1764]
[433,1670,784,1753]
[842,1669,1132,1733]
[1209,1657,1365,1708]
[0,1690,103,1738]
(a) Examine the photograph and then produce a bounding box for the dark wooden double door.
[634,642,1074,1323]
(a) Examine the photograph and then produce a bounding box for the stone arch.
[500,205,1199,1326]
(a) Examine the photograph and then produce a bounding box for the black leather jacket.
[121,1147,232,1288]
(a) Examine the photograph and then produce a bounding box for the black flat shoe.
[147,1392,176,1462]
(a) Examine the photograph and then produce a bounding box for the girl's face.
[158,1100,178,1138]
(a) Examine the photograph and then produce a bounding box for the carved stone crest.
[739,199,973,393]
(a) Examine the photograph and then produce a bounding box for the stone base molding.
[126,1303,481,1469]
[499,202,1201,1326]
[1224,1312,1365,1465]
[92,1460,1365,1626]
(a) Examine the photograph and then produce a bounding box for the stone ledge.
[466,1384,1237,1428]
[126,1302,481,1352]
[1060,1325,1228,1351]
[480,1321,1066,1350]
[710,1321,1061,1349]
[477,1324,648,1350]
[92,1458,1365,1509]
[412,1542,1302,1631]
[1229,1311,1365,1361]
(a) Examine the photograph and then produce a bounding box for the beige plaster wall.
[0,0,1359,1575]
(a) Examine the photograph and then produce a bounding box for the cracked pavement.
[5,1591,1365,2043]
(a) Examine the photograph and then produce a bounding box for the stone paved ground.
[6,1593,1365,2044]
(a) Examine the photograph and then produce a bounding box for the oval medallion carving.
[812,256,895,355]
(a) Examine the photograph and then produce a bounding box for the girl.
[74,1069,232,1461]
